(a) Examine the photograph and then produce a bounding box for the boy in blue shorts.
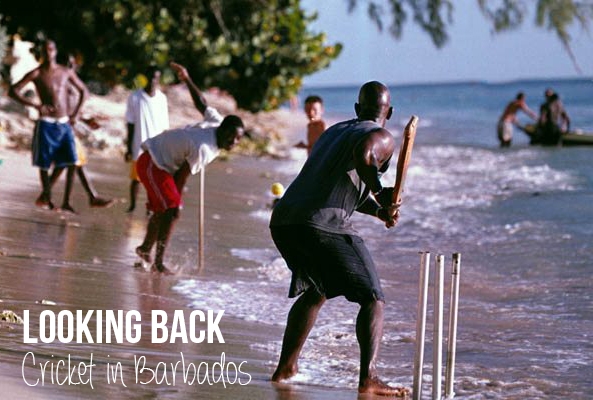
[10,39,87,212]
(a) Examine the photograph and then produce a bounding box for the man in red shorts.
[135,62,244,274]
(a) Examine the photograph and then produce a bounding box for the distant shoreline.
[302,75,593,90]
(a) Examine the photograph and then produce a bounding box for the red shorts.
[136,152,181,213]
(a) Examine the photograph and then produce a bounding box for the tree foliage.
[0,0,342,111]
[348,0,592,71]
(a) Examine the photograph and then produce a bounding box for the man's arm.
[173,161,191,193]
[353,128,396,208]
[8,68,48,112]
[521,103,538,120]
[356,196,399,228]
[170,62,207,115]
[66,69,88,123]
[562,110,570,132]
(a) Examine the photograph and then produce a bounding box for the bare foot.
[90,197,114,208]
[358,377,410,397]
[35,194,54,210]
[135,247,152,263]
[59,204,77,214]
[151,263,174,275]
[271,365,298,382]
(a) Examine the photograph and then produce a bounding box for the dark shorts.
[32,120,77,170]
[270,225,384,304]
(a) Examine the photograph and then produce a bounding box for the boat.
[518,124,593,146]
[559,131,593,146]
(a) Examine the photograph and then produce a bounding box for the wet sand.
[0,149,358,400]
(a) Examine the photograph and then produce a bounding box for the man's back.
[271,118,381,234]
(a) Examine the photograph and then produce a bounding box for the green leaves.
[348,0,590,70]
[0,0,341,111]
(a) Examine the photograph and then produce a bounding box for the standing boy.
[9,39,86,212]
[49,53,113,209]
[125,66,170,213]
[296,95,326,155]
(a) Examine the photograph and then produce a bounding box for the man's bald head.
[355,81,393,126]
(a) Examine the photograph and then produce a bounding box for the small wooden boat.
[518,124,593,146]
[559,131,593,146]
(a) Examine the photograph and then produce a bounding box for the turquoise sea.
[175,78,593,399]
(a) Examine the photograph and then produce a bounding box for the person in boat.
[536,90,570,146]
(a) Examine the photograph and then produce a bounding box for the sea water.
[174,79,593,399]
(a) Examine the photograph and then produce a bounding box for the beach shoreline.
[0,141,360,400]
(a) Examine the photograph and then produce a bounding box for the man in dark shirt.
[270,81,408,396]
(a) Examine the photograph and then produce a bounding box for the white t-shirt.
[126,89,169,160]
[141,107,224,175]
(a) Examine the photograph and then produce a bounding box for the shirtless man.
[270,81,408,396]
[9,39,87,211]
[49,53,113,209]
[497,92,537,147]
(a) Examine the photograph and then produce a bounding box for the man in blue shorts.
[10,39,87,212]
[270,81,408,396]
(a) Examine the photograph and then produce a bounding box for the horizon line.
[302,75,593,90]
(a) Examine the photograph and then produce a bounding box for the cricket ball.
[271,182,284,196]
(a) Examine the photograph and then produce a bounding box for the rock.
[0,310,24,324]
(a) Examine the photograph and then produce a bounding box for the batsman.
[270,81,416,397]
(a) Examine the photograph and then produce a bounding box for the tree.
[346,0,592,72]
[0,0,342,111]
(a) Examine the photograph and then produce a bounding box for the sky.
[300,1,593,87]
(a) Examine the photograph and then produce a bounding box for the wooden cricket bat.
[392,115,419,206]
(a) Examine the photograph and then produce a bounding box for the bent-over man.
[135,62,244,274]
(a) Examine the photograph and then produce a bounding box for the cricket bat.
[392,115,419,207]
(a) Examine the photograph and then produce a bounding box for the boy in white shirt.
[125,66,170,212]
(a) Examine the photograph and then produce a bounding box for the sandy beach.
[0,83,364,400]
[3,78,593,400]
[0,144,366,399]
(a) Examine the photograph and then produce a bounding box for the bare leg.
[152,208,179,274]
[136,211,162,262]
[76,167,113,207]
[49,166,64,188]
[60,165,77,213]
[35,169,54,209]
[127,180,139,212]
[357,300,408,396]
[272,289,326,381]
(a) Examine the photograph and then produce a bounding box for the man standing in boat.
[537,89,571,146]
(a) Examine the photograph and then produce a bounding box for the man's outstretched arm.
[170,62,208,115]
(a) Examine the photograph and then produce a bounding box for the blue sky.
[300,2,593,87]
